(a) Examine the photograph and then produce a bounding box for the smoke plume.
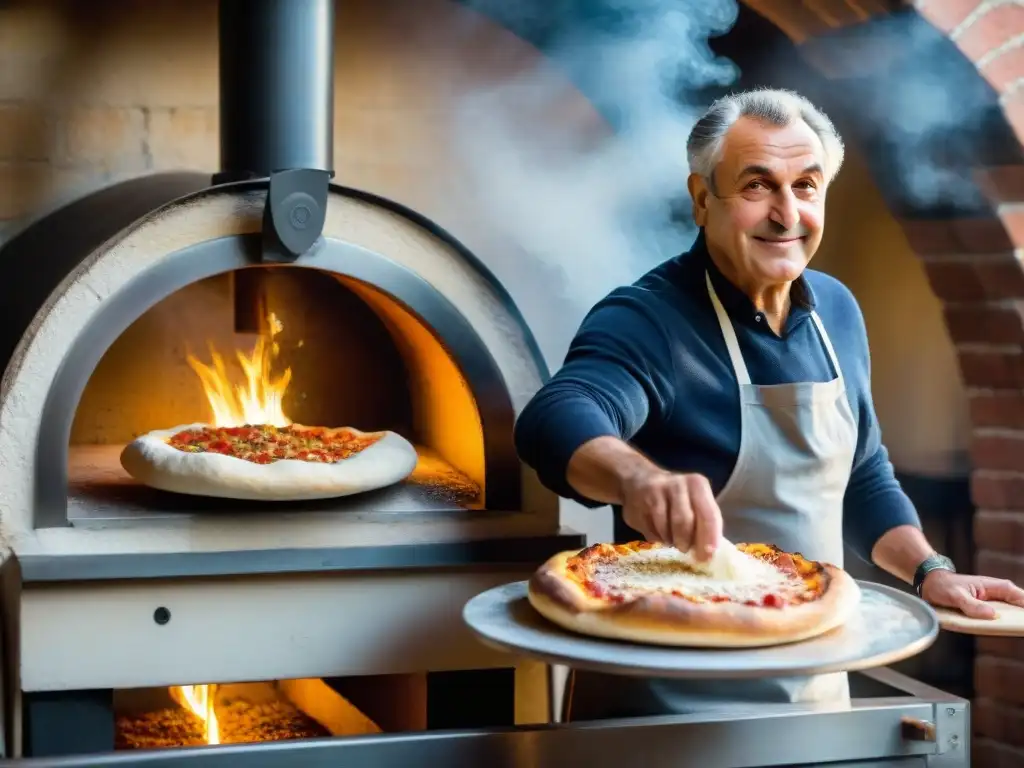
[448,0,739,360]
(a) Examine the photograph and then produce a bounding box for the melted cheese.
[700,538,766,581]
[590,545,802,602]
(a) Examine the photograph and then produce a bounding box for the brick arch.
[743,1,1024,765]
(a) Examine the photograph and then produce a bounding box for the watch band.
[913,554,956,596]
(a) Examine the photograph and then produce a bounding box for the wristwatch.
[912,554,956,597]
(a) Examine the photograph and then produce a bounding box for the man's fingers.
[979,578,1024,608]
[667,483,694,553]
[688,476,722,561]
[643,493,671,545]
[624,504,658,544]
[954,589,998,620]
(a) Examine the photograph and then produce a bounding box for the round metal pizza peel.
[462,580,938,679]
[935,601,1024,636]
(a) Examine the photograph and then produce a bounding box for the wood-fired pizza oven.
[0,0,583,759]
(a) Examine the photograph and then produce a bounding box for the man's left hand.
[921,570,1024,619]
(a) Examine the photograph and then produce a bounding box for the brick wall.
[0,0,219,230]
[0,0,220,226]
[747,1,1024,765]
[0,0,599,240]
[911,3,1024,766]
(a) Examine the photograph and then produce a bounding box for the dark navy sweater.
[514,232,920,562]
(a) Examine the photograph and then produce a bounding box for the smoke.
[448,0,740,336]
[797,12,1003,216]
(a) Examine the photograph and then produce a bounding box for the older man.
[515,87,1024,718]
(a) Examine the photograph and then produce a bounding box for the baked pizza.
[120,422,418,501]
[528,540,861,648]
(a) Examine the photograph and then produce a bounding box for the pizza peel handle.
[462,581,939,680]
[935,601,1024,636]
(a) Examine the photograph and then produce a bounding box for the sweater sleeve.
[840,299,922,562]
[514,291,676,507]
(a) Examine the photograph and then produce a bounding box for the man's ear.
[687,173,710,227]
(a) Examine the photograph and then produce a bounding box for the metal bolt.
[946,707,956,716]
[153,606,171,625]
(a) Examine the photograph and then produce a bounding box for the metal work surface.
[65,445,481,528]
[463,581,939,679]
[17,532,586,583]
[0,670,968,767]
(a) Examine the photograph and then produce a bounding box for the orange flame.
[186,312,293,427]
[170,684,220,745]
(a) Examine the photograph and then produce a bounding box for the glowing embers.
[115,680,379,750]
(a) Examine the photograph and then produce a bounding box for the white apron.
[566,271,859,719]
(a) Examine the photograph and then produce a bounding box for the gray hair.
[686,88,845,189]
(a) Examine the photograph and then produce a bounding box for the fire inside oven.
[68,267,485,521]
[93,670,504,754]
[118,681,337,749]
[114,676,393,750]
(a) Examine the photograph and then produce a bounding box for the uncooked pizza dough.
[935,602,1024,637]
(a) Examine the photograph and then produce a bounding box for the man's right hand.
[565,437,724,561]
[620,469,723,561]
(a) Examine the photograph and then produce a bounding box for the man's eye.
[747,181,767,191]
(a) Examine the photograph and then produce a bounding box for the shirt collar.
[691,230,815,332]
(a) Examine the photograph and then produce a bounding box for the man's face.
[688,116,828,286]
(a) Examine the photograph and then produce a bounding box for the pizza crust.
[120,423,419,501]
[527,549,862,648]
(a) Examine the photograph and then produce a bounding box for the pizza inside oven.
[527,541,861,648]
[120,422,420,502]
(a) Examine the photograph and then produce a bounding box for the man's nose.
[769,190,800,231]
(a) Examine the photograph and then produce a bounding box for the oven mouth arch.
[35,233,522,529]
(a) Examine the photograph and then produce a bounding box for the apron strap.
[706,271,844,386]
[705,272,752,386]
[810,311,844,382]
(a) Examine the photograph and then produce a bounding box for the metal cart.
[0,580,969,767]
[0,666,968,767]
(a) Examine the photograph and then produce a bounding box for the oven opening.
[114,673,430,750]
[116,679,366,749]
[67,266,485,525]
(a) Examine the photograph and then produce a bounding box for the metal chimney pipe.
[217,0,335,182]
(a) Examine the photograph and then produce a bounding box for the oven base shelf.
[66,444,484,528]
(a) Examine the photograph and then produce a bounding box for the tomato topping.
[762,593,783,608]
[167,425,379,465]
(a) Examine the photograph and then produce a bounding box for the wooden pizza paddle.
[935,601,1024,637]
